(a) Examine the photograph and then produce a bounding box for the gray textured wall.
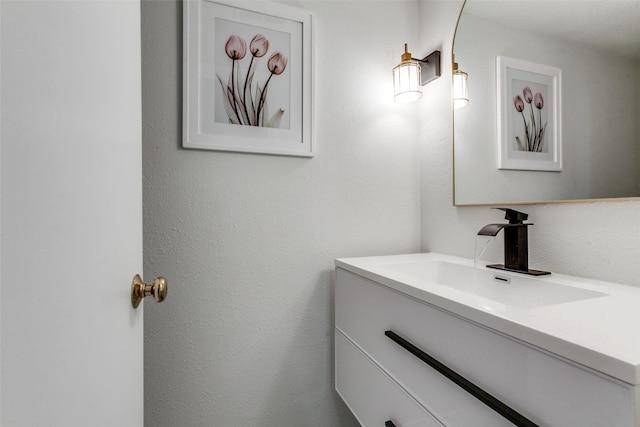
[142,1,421,425]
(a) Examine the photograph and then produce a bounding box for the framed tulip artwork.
[183,0,314,157]
[497,56,562,171]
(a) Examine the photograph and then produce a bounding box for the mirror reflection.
[453,0,640,205]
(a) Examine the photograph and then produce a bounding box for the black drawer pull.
[385,421,396,427]
[385,330,538,427]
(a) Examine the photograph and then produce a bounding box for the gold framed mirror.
[453,0,640,206]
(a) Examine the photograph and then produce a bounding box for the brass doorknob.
[131,274,167,308]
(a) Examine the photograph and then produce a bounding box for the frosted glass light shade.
[452,69,469,109]
[393,61,422,103]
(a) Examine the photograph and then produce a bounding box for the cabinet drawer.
[336,329,442,427]
[336,268,636,426]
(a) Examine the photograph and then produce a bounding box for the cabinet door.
[336,330,442,427]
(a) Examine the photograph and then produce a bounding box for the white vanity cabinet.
[335,265,640,427]
[336,331,442,427]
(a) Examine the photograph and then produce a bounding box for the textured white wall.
[418,1,640,286]
[142,1,421,426]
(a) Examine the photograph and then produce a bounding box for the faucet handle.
[493,207,528,224]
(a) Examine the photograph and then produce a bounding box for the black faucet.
[478,208,550,276]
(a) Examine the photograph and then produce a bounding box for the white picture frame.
[183,0,314,157]
[497,56,561,171]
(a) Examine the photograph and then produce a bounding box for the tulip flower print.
[267,52,288,75]
[225,35,246,60]
[534,92,544,109]
[513,86,547,152]
[256,52,288,125]
[522,86,533,103]
[513,95,527,151]
[514,95,524,112]
[217,33,288,128]
[249,34,269,58]
[223,35,247,124]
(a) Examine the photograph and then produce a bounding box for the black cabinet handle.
[385,421,396,427]
[385,330,539,427]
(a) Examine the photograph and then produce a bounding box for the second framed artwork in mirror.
[497,56,562,172]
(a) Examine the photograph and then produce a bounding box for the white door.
[1,1,146,426]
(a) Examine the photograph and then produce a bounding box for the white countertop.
[335,252,640,386]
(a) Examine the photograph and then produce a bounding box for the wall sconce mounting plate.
[418,50,441,85]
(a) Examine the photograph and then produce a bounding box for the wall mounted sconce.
[452,57,469,109]
[393,43,441,103]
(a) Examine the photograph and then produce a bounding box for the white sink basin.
[378,260,608,309]
[335,252,640,386]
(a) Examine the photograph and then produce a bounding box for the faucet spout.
[478,223,507,236]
